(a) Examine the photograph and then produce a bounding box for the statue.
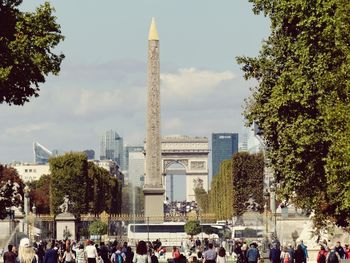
[59,195,71,213]
[245,196,260,212]
[193,178,204,189]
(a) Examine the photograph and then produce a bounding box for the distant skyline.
[0,0,270,163]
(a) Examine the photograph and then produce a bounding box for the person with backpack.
[111,245,125,263]
[317,246,328,263]
[280,247,290,263]
[326,246,340,263]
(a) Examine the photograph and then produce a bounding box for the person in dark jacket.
[3,244,16,263]
[269,244,281,263]
[44,242,58,263]
[287,244,295,263]
[295,245,306,263]
[246,243,260,263]
[99,242,109,263]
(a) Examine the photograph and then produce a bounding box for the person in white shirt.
[85,241,98,263]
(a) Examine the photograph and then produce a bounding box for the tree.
[237,0,350,228]
[49,153,123,216]
[194,186,209,214]
[0,165,24,219]
[184,220,201,237]
[88,220,108,236]
[232,152,264,216]
[0,0,64,105]
[49,152,88,216]
[28,174,51,214]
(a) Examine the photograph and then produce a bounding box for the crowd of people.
[3,237,350,263]
[268,239,350,263]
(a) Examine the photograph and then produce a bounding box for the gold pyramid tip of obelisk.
[148,17,159,41]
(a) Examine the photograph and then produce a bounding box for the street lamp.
[23,185,30,237]
[263,190,270,253]
[269,183,277,239]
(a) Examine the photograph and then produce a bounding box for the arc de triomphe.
[160,135,209,202]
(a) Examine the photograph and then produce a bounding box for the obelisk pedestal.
[143,18,165,223]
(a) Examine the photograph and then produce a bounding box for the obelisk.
[143,17,164,222]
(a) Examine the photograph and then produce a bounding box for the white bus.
[127,222,187,246]
[127,222,231,246]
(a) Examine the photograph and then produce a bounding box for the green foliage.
[0,165,24,219]
[50,152,88,216]
[184,220,201,237]
[88,220,108,236]
[209,160,233,219]
[238,0,350,227]
[0,0,64,105]
[194,187,209,214]
[49,153,122,216]
[232,152,264,216]
[28,174,51,214]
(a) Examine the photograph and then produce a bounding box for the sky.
[0,0,270,165]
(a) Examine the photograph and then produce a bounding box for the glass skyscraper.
[211,133,239,176]
[33,142,53,164]
[100,130,124,166]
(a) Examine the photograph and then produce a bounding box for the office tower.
[33,142,52,164]
[124,145,144,171]
[239,133,249,152]
[100,130,123,166]
[212,133,239,176]
[83,149,95,160]
[128,151,145,187]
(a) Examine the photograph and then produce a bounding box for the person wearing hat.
[18,238,38,263]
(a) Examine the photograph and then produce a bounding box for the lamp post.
[269,183,277,239]
[263,190,270,253]
[5,207,14,236]
[23,185,30,237]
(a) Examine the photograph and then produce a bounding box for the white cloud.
[5,123,53,136]
[161,68,235,97]
[163,117,184,131]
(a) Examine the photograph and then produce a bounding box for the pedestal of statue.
[55,212,76,240]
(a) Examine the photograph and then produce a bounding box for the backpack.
[328,251,339,263]
[113,253,123,263]
[319,253,326,263]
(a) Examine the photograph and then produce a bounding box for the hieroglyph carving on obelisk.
[145,17,162,189]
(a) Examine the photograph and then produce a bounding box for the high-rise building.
[211,133,238,176]
[33,142,52,164]
[83,149,95,160]
[128,151,145,187]
[239,133,249,152]
[100,130,123,166]
[123,145,144,171]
